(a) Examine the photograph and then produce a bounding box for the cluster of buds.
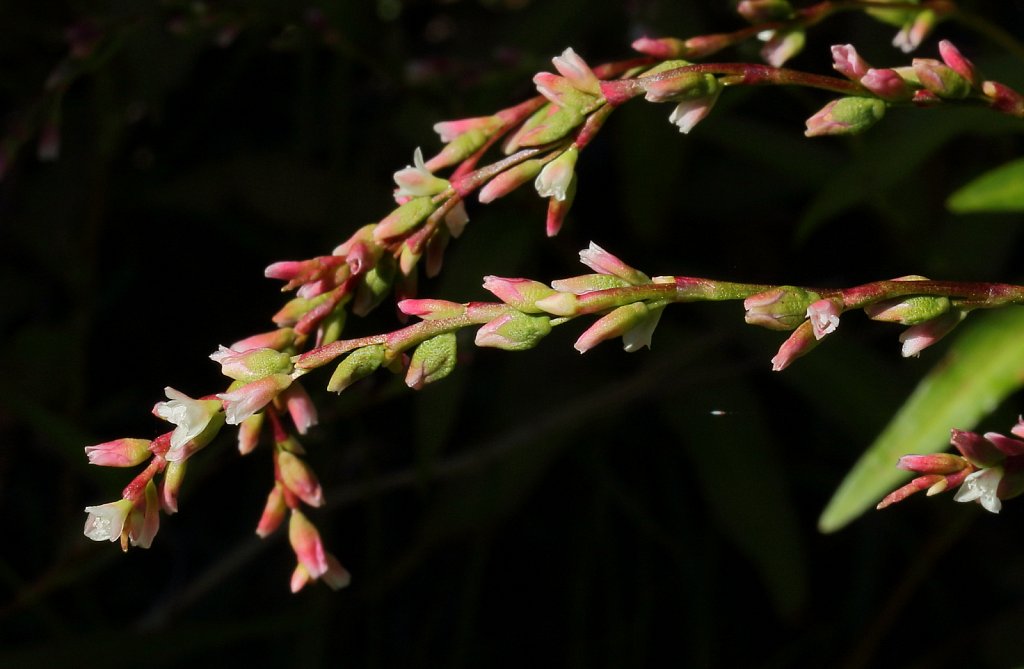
[878,420,1024,513]
[808,40,1024,137]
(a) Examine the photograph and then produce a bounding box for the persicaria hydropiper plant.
[66,1,1024,591]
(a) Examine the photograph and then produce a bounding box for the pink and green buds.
[398,298,467,320]
[373,196,438,242]
[804,97,886,137]
[161,459,186,514]
[85,438,151,467]
[744,286,820,331]
[406,332,458,389]
[983,81,1024,116]
[288,509,339,592]
[631,36,688,60]
[535,146,579,201]
[912,58,971,99]
[937,40,978,87]
[210,345,293,383]
[474,311,552,351]
[864,278,951,325]
[545,177,576,237]
[635,61,721,134]
[482,276,559,313]
[327,344,385,393]
[830,45,911,101]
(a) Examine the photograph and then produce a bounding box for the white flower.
[534,147,578,201]
[393,148,449,198]
[954,466,1004,513]
[622,306,665,352]
[806,299,841,340]
[153,387,220,455]
[83,499,134,542]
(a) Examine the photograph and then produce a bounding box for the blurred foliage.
[2,1,1024,668]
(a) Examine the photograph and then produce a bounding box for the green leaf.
[947,158,1024,213]
[819,307,1024,533]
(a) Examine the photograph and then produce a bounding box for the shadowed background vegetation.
[2,1,1024,667]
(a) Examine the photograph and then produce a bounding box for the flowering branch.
[74,0,1024,591]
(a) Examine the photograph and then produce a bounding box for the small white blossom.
[393,148,450,198]
[954,467,1004,513]
[153,387,220,455]
[534,147,578,201]
[83,499,134,542]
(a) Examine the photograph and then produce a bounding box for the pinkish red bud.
[897,453,968,475]
[899,310,966,357]
[288,509,329,579]
[578,242,650,285]
[805,97,886,137]
[938,40,978,86]
[478,159,544,204]
[277,449,324,508]
[281,381,318,435]
[631,36,688,59]
[231,328,296,352]
[770,320,819,371]
[256,483,288,538]
[737,0,794,22]
[238,412,264,455]
[831,44,871,81]
[574,303,650,354]
[951,428,1004,468]
[859,68,912,101]
[85,438,152,467]
[912,58,971,99]
[398,298,466,320]
[482,277,558,312]
[982,81,1024,116]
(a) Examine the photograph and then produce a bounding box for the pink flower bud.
[210,345,293,382]
[551,48,600,96]
[238,412,264,455]
[256,483,288,538]
[770,320,819,371]
[474,312,552,351]
[482,277,558,313]
[281,381,318,435]
[631,36,687,59]
[85,438,152,467]
[896,453,968,475]
[859,68,912,101]
[950,429,1005,468]
[288,509,329,578]
[545,174,576,236]
[899,310,966,357]
[831,44,871,81]
[806,298,842,340]
[876,474,946,509]
[760,29,805,67]
[278,449,324,507]
[478,159,543,203]
[912,58,970,99]
[161,459,186,514]
[574,303,650,354]
[433,115,502,143]
[373,196,437,242]
[938,40,977,86]
[667,85,721,134]
[578,242,650,285]
[805,96,886,137]
[398,298,467,320]
[231,328,296,353]
[127,480,160,549]
[217,373,293,425]
[983,81,1024,116]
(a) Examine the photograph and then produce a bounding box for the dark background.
[2,1,1024,667]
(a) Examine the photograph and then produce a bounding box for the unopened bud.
[475,311,552,350]
[85,438,152,467]
[160,459,187,514]
[479,159,544,204]
[805,97,886,137]
[327,344,385,393]
[899,309,966,357]
[864,279,950,325]
[256,483,287,537]
[373,196,437,242]
[277,449,324,507]
[770,319,819,371]
[406,333,458,389]
[482,276,559,312]
[398,298,467,320]
[743,286,820,331]
[897,453,968,475]
[912,58,971,99]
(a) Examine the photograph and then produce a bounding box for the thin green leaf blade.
[947,158,1024,213]
[819,307,1024,533]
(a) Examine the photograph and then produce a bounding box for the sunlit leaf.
[819,307,1024,533]
[947,158,1024,213]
